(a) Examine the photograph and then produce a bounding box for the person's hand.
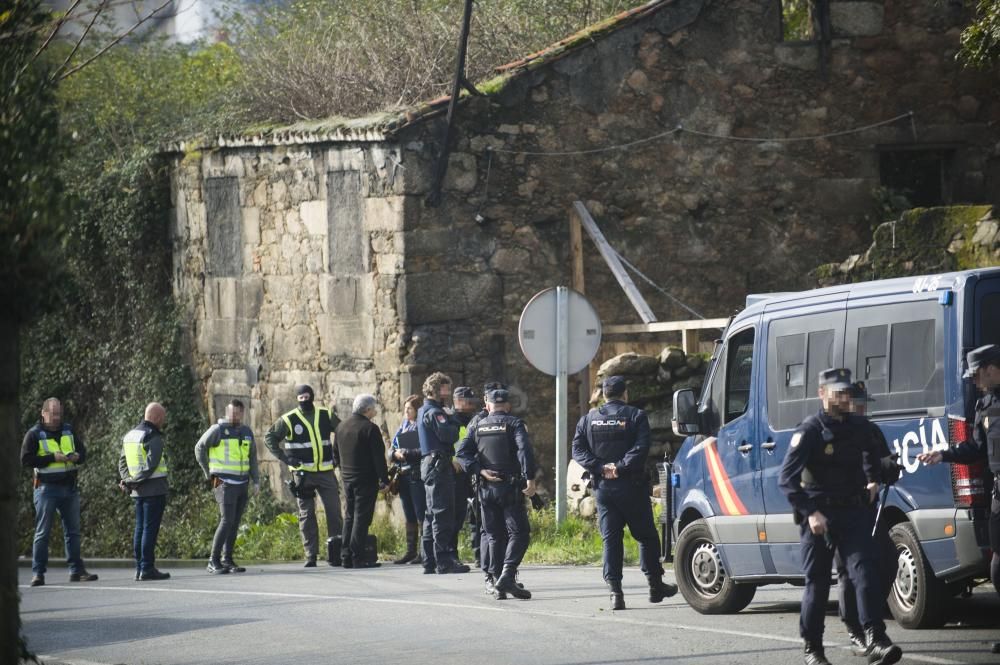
[287,459,302,470]
[452,458,463,473]
[808,511,828,536]
[66,452,80,462]
[523,479,536,497]
[602,463,618,480]
[117,480,130,494]
[866,482,879,504]
[378,481,389,492]
[252,482,260,496]
[53,452,69,462]
[480,469,501,482]
[916,450,943,466]
[393,450,406,462]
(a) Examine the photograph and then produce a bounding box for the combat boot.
[647,573,678,603]
[394,523,418,564]
[845,623,867,655]
[803,641,831,665]
[864,627,902,665]
[608,580,625,610]
[495,565,530,600]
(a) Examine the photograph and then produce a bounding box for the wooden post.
[569,208,590,418]
[682,328,698,355]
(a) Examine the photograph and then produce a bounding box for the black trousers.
[836,507,896,631]
[479,481,530,578]
[452,469,472,552]
[421,455,456,567]
[341,481,377,562]
[595,480,662,583]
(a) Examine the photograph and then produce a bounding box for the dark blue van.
[668,268,1000,628]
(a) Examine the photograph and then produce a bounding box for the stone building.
[169,0,999,493]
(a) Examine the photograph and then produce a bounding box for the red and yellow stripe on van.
[702,437,749,516]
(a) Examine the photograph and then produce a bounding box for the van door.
[758,307,846,576]
[697,320,767,576]
[973,275,1000,346]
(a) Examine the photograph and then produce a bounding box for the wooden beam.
[573,201,656,324]
[603,318,729,335]
[569,207,585,295]
[682,328,698,354]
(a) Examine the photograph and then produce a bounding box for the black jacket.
[21,421,87,484]
[334,413,389,485]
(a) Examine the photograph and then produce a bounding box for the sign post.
[518,287,601,524]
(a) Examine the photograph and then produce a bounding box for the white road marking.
[22,583,971,664]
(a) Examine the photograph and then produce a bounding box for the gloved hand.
[880,454,902,485]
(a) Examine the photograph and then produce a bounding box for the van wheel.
[887,522,947,629]
[675,519,756,614]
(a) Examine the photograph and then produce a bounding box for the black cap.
[848,381,875,402]
[818,368,852,391]
[483,380,507,395]
[453,386,476,399]
[295,384,314,399]
[602,375,627,397]
[963,344,1000,378]
[487,389,510,404]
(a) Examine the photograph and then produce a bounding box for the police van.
[668,267,999,628]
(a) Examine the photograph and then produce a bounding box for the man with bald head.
[119,402,171,581]
[21,398,98,587]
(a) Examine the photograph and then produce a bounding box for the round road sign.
[518,287,602,376]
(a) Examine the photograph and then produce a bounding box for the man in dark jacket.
[21,398,98,587]
[334,394,389,568]
[119,402,171,581]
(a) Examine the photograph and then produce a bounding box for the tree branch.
[49,0,107,84]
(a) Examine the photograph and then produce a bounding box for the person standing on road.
[919,344,1000,655]
[22,398,99,587]
[780,369,902,665]
[334,394,390,568]
[195,398,259,575]
[119,402,171,581]
[450,386,478,556]
[571,375,677,611]
[389,394,426,564]
[264,384,343,568]
[417,372,469,574]
[465,380,506,575]
[457,388,536,600]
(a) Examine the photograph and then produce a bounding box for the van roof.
[737,267,1000,326]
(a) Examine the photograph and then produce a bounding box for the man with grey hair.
[334,393,390,567]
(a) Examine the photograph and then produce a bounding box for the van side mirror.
[672,389,701,436]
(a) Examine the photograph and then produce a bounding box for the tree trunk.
[0,325,20,663]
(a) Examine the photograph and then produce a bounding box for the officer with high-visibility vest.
[119,402,171,581]
[264,384,343,567]
[195,398,259,574]
[21,398,99,587]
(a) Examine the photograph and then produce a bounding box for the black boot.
[864,627,902,665]
[845,623,867,655]
[804,641,831,665]
[608,580,625,610]
[647,573,678,603]
[394,523,418,564]
[495,565,531,599]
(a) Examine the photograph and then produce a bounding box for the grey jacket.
[194,419,260,484]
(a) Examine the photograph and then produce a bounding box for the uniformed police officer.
[264,384,343,567]
[571,375,677,610]
[457,389,537,599]
[195,398,259,574]
[451,386,478,555]
[466,381,507,575]
[418,372,470,574]
[837,382,900,653]
[779,369,902,665]
[918,344,1000,654]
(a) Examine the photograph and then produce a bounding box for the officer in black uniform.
[571,375,677,610]
[919,344,1000,655]
[780,368,902,665]
[465,380,506,575]
[450,386,478,556]
[457,388,536,600]
[417,371,470,574]
[837,381,901,654]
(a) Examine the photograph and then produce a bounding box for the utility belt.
[423,450,453,461]
[33,473,77,489]
[480,471,525,488]
[813,492,868,509]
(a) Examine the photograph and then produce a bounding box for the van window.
[725,328,755,422]
[769,320,837,431]
[981,292,1000,345]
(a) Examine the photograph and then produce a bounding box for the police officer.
[466,381,506,575]
[918,344,1000,654]
[264,384,343,567]
[195,398,259,574]
[119,402,171,581]
[457,389,537,599]
[779,369,901,665]
[451,386,478,555]
[21,398,99,587]
[418,372,470,574]
[571,375,677,610]
[837,382,900,653]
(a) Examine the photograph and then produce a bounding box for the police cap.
[818,368,852,391]
[453,386,476,399]
[848,381,874,402]
[963,344,1000,378]
[487,389,510,404]
[602,375,627,397]
[483,380,507,396]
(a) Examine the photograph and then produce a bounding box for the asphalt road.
[19,563,1000,665]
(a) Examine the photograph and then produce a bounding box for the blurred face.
[226,404,244,426]
[437,383,452,406]
[820,386,851,416]
[404,403,417,421]
[849,398,867,416]
[454,397,476,414]
[973,364,1000,393]
[41,400,62,429]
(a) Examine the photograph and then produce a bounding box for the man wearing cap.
[417,372,470,574]
[571,375,677,611]
[465,381,507,582]
[264,384,343,567]
[919,344,1000,654]
[450,386,478,556]
[780,368,901,665]
[457,388,536,599]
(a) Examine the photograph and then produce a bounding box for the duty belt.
[424,450,452,460]
[814,493,867,509]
